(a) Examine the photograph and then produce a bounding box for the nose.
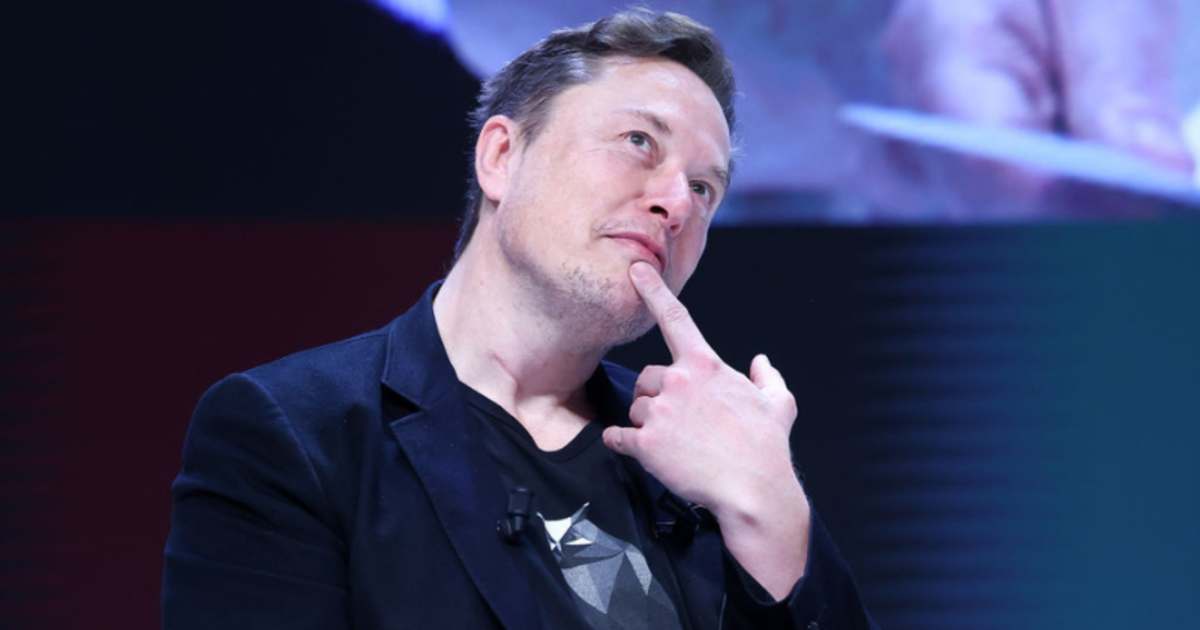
[644,169,694,235]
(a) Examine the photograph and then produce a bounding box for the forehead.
[551,56,732,161]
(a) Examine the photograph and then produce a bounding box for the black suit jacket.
[163,283,875,629]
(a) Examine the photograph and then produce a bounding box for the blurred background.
[6,1,1200,628]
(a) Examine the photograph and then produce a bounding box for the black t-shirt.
[463,383,687,630]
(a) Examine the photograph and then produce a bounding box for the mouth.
[607,232,666,272]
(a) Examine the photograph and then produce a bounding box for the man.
[163,9,874,629]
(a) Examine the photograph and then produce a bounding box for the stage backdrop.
[10,1,1200,627]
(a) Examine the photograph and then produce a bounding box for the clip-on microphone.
[654,492,711,545]
[497,486,535,545]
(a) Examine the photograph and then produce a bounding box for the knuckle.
[691,352,722,373]
[636,365,664,389]
[614,428,631,446]
[661,367,690,389]
[639,364,665,378]
[782,391,798,415]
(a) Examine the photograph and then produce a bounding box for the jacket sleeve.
[163,373,349,630]
[720,509,878,630]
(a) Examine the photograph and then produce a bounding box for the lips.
[607,232,666,271]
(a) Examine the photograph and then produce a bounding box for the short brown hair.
[453,8,736,260]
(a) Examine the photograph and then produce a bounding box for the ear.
[475,115,520,209]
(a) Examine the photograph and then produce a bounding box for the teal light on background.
[612,220,1200,629]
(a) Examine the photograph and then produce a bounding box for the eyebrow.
[621,108,673,136]
[619,108,731,190]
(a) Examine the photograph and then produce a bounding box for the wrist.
[711,466,808,534]
[712,471,812,602]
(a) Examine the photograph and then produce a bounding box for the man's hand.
[603,261,810,600]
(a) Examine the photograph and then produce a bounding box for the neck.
[433,240,609,429]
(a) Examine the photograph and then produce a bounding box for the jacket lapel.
[380,284,540,630]
[388,399,540,630]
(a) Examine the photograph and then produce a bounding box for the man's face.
[494,56,732,344]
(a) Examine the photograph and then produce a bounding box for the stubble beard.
[499,224,655,351]
[554,263,656,348]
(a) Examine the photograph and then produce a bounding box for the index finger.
[628,261,713,360]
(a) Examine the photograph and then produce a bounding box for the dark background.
[7,2,1199,628]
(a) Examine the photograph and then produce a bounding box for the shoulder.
[246,327,390,404]
[195,325,394,440]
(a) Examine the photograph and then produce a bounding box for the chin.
[608,309,656,347]
[553,264,654,347]
[587,283,654,346]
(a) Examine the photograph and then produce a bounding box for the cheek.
[532,152,618,221]
[502,162,575,239]
[589,148,646,191]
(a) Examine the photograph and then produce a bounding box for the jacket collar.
[380,281,458,409]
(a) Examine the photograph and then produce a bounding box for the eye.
[690,181,712,198]
[626,130,653,152]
